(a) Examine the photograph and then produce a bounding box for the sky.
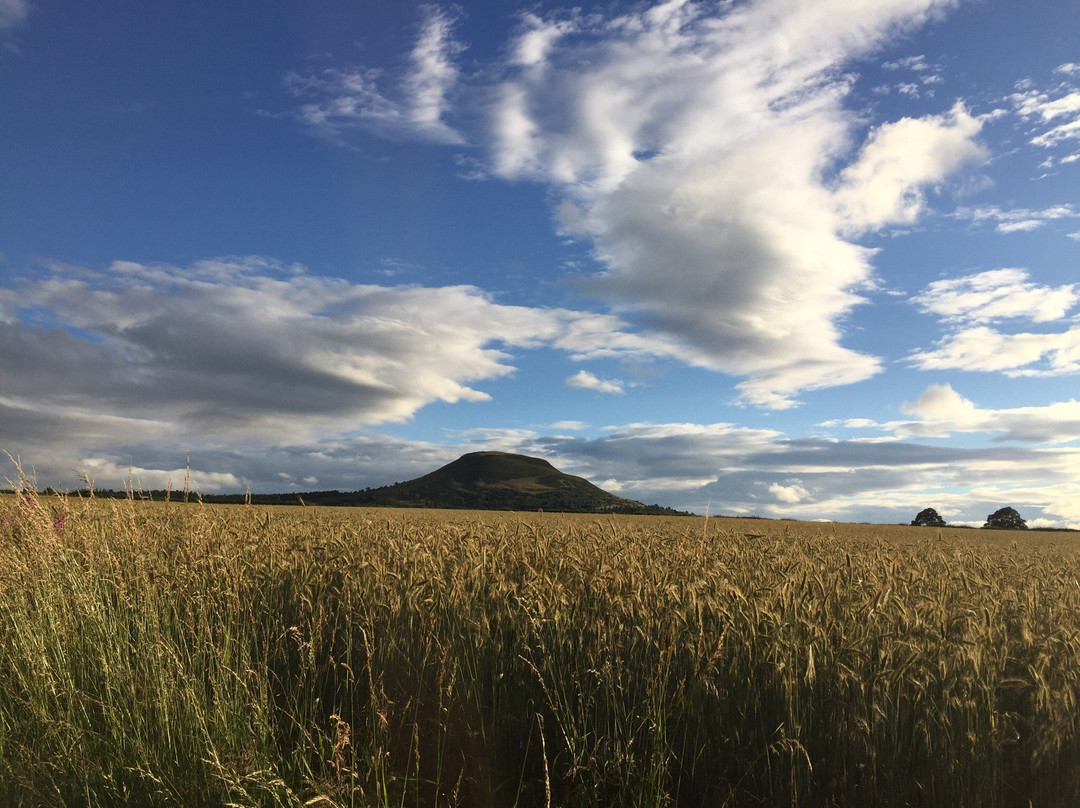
[3,0,1080,526]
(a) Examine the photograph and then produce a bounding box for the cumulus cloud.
[283,0,985,409]
[511,12,576,69]
[908,269,1080,376]
[769,481,811,503]
[911,268,1078,323]
[835,102,985,232]
[565,370,625,394]
[36,436,462,497]
[909,325,1080,376]
[74,458,243,496]
[900,383,981,425]
[827,383,1080,445]
[286,6,464,144]
[892,384,1080,443]
[529,413,1080,526]
[486,0,982,408]
[0,257,685,476]
[11,361,1080,526]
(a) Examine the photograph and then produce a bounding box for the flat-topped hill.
[348,451,682,514]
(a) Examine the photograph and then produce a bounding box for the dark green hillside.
[347,451,685,514]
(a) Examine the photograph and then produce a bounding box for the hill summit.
[350,451,683,514]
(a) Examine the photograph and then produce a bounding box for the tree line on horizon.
[911,506,1041,530]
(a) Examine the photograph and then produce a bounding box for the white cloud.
[909,325,1080,376]
[75,458,243,496]
[565,370,626,394]
[900,383,980,424]
[878,54,944,97]
[883,54,930,71]
[1010,75,1080,166]
[549,420,589,431]
[834,102,985,232]
[534,413,1080,526]
[441,427,542,452]
[1012,89,1080,122]
[882,383,1080,444]
[23,436,464,497]
[957,204,1080,234]
[11,378,1080,527]
[402,6,465,142]
[285,68,399,138]
[286,6,464,144]
[769,481,811,503]
[536,420,788,496]
[0,0,28,29]
[911,268,1078,323]
[995,220,1042,233]
[0,257,679,455]
[511,12,575,69]
[909,269,1080,376]
[278,1,987,409]
[485,0,980,408]
[1032,118,1080,151]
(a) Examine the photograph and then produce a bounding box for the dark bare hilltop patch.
[344,451,687,514]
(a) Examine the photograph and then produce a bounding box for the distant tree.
[983,506,1028,530]
[911,507,946,527]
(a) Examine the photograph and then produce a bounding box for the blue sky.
[3,0,1080,526]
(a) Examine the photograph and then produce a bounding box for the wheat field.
[1,484,1078,807]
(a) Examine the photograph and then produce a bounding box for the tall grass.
[1,478,1079,806]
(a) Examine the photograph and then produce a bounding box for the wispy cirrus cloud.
[1009,65,1080,167]
[0,0,28,29]
[286,6,465,144]
[883,54,932,72]
[956,204,1080,233]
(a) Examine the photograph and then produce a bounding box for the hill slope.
[348,451,684,514]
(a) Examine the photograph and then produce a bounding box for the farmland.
[1,488,1079,807]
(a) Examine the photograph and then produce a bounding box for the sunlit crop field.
[2,487,1079,807]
